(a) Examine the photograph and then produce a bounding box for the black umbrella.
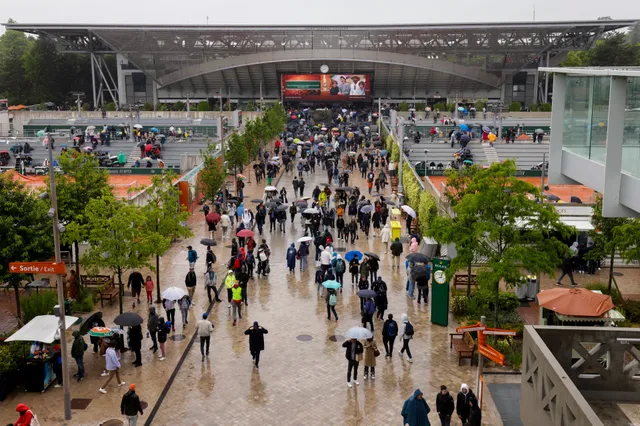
[276,204,289,212]
[80,311,104,335]
[411,265,430,278]
[364,252,380,261]
[295,200,308,207]
[357,289,376,298]
[200,238,217,247]
[251,199,263,203]
[406,253,430,264]
[114,312,143,327]
[266,202,279,209]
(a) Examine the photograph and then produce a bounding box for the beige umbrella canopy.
[537,288,614,317]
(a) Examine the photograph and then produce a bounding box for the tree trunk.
[13,282,21,320]
[467,263,472,298]
[117,268,124,314]
[608,245,615,293]
[155,255,162,303]
[74,240,81,287]
[494,280,500,327]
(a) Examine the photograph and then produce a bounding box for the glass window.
[589,77,610,164]
[563,76,590,158]
[622,77,640,177]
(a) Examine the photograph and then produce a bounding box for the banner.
[431,258,450,326]
[281,74,371,101]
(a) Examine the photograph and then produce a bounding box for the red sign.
[9,262,66,275]
[478,344,505,366]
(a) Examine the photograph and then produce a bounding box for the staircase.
[482,144,500,164]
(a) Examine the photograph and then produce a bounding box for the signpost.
[9,262,66,275]
[431,257,450,326]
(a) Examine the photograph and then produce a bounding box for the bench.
[449,331,476,366]
[453,274,478,292]
[97,280,119,307]
[81,275,119,307]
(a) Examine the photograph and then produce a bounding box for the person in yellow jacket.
[231,282,243,325]
[318,191,327,207]
[224,270,236,309]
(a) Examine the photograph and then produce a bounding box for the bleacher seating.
[493,143,550,169]
[404,141,488,169]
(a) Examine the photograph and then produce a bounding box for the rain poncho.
[401,389,431,426]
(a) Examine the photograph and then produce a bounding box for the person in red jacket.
[14,403,36,426]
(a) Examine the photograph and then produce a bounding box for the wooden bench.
[97,280,119,307]
[81,275,119,307]
[449,331,476,366]
[453,274,479,292]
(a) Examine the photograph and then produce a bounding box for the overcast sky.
[1,0,639,35]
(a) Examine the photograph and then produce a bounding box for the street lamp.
[423,149,429,175]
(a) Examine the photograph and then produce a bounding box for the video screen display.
[281,74,371,101]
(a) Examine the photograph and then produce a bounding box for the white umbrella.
[133,124,143,129]
[271,156,280,161]
[297,236,313,243]
[162,286,187,301]
[264,186,278,191]
[345,327,373,340]
[303,208,319,214]
[86,125,96,131]
[401,205,417,218]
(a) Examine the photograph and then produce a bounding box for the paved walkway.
[2,151,500,425]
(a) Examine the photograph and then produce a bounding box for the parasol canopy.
[537,288,615,317]
[6,315,79,344]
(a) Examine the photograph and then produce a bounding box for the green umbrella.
[88,327,113,337]
[37,130,45,137]
[322,280,341,289]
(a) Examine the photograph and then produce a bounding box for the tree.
[432,161,570,324]
[197,100,210,111]
[21,37,61,103]
[226,132,249,193]
[0,174,54,318]
[199,143,227,203]
[587,194,628,292]
[560,51,588,67]
[0,23,33,104]
[587,34,640,67]
[52,152,110,283]
[173,101,185,111]
[142,172,192,302]
[70,193,155,314]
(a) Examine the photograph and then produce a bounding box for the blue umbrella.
[357,289,377,299]
[457,106,465,112]
[150,127,159,133]
[459,124,469,131]
[360,205,374,214]
[322,280,341,289]
[345,251,363,262]
[380,149,389,156]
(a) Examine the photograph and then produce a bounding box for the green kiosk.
[431,258,450,326]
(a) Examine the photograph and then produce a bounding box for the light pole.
[397,117,405,195]
[45,133,72,420]
[423,149,429,175]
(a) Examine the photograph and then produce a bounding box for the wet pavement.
[0,153,514,425]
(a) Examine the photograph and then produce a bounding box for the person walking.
[326,288,339,321]
[204,265,222,303]
[456,384,475,425]
[297,242,309,272]
[129,325,143,367]
[373,277,388,320]
[382,313,398,358]
[147,307,159,353]
[179,295,190,328]
[363,337,379,380]
[127,271,144,305]
[121,384,144,426]
[380,223,391,254]
[401,389,431,426]
[391,238,403,269]
[398,313,414,362]
[196,313,214,362]
[334,254,346,288]
[220,212,231,240]
[357,274,369,312]
[187,245,198,268]
[99,341,125,393]
[244,321,268,368]
[185,268,197,306]
[416,270,430,305]
[436,385,455,426]
[349,257,360,287]
[157,317,170,361]
[467,396,482,426]
[556,243,578,287]
[342,338,363,388]
[368,256,379,282]
[286,243,297,273]
[162,298,176,332]
[14,404,38,426]
[71,330,87,381]
[224,269,236,308]
[231,282,243,325]
[144,275,154,304]
[362,298,376,331]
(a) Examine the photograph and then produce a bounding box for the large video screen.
[281,74,371,101]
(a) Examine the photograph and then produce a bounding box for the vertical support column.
[116,54,127,105]
[603,76,633,217]
[548,74,567,184]
[533,69,539,106]
[90,53,97,108]
[544,51,550,103]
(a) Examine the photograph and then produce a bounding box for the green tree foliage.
[429,161,571,324]
[509,101,522,112]
[197,100,210,112]
[226,132,249,176]
[398,102,409,112]
[0,174,54,318]
[70,193,156,314]
[0,26,32,104]
[588,33,640,66]
[173,101,185,111]
[199,143,227,203]
[105,102,116,111]
[561,51,589,67]
[540,103,552,112]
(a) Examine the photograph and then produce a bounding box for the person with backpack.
[373,277,388,320]
[333,254,346,288]
[156,317,170,361]
[204,265,222,304]
[382,314,398,358]
[187,245,198,269]
[399,313,414,362]
[416,266,431,305]
[230,238,239,258]
[71,330,87,380]
[256,240,271,277]
[245,250,256,279]
[205,246,216,269]
[349,257,360,287]
[184,268,197,308]
[362,298,376,331]
[325,288,339,321]
[121,383,144,425]
[286,243,297,274]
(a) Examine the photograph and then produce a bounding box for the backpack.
[387,321,398,337]
[404,322,414,337]
[233,257,241,270]
[335,259,345,274]
[239,261,248,275]
[329,294,337,306]
[365,300,376,315]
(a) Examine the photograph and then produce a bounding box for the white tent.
[5,315,78,344]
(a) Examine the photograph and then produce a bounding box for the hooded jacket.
[225,271,237,289]
[400,314,412,339]
[14,404,34,426]
[391,239,404,256]
[71,331,86,358]
[121,389,143,416]
[244,322,268,352]
[380,224,391,243]
[456,384,475,418]
[147,307,159,332]
[286,244,297,269]
[401,389,431,426]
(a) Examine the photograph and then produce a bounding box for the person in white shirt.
[99,342,125,393]
[195,313,214,361]
[220,213,231,240]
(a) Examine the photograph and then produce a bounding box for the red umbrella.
[237,229,255,238]
[206,212,220,224]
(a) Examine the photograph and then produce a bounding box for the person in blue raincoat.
[401,389,431,426]
[286,243,297,273]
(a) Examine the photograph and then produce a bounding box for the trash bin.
[390,221,402,241]
[514,280,528,300]
[525,275,538,300]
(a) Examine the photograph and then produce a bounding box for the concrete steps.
[482,144,500,164]
[494,143,550,169]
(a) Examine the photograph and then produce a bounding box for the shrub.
[81,102,90,111]
[623,300,640,323]
[529,104,539,112]
[20,292,58,323]
[398,102,410,112]
[245,101,256,111]
[474,100,486,111]
[540,103,552,112]
[197,100,210,112]
[173,101,185,111]
[415,102,426,112]
[0,342,30,375]
[143,103,153,111]
[105,102,116,111]
[451,296,469,316]
[445,103,456,113]
[509,101,522,112]
[157,104,169,111]
[433,103,445,112]
[472,289,520,314]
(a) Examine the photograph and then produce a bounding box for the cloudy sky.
[1,0,638,33]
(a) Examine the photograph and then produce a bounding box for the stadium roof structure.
[6,21,637,99]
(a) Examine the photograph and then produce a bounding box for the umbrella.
[406,253,430,264]
[295,140,305,145]
[88,327,113,338]
[297,236,313,243]
[150,127,159,133]
[264,186,278,191]
[299,196,311,200]
[162,286,187,301]
[304,141,312,145]
[295,200,308,207]
[459,123,469,131]
[536,288,614,317]
[266,202,279,209]
[200,238,217,246]
[276,204,289,212]
[344,251,363,261]
[251,199,263,204]
[322,280,341,290]
[236,173,247,180]
[401,205,417,218]
[237,229,254,238]
[114,312,144,327]
[360,205,374,214]
[535,128,545,134]
[86,125,96,131]
[458,106,465,112]
[80,311,104,335]
[364,252,380,261]
[318,143,325,147]
[133,124,143,129]
[349,151,357,156]
[37,130,46,137]
[482,126,491,133]
[206,212,220,223]
[380,149,389,156]
[303,208,319,214]
[345,327,373,340]
[411,265,431,279]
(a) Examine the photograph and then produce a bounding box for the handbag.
[374,348,381,357]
